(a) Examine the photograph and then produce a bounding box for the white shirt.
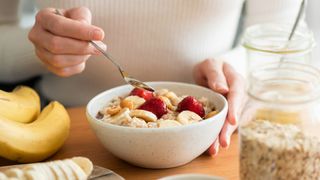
[0,0,308,106]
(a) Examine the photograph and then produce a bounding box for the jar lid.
[243,23,315,54]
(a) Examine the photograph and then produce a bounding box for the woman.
[0,0,303,155]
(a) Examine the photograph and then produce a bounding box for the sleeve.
[0,0,48,83]
[216,0,305,77]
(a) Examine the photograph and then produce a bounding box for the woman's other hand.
[193,59,246,156]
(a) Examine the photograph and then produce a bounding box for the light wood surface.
[0,107,239,180]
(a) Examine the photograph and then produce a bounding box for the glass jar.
[243,23,315,73]
[239,62,320,180]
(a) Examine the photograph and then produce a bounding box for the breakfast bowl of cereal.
[86,82,228,168]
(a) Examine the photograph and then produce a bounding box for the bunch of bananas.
[0,86,70,163]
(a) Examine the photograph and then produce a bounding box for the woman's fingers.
[223,63,246,125]
[195,60,245,155]
[66,7,92,24]
[193,63,208,87]
[219,120,238,148]
[193,59,229,94]
[29,7,107,77]
[30,26,99,55]
[36,8,104,41]
[35,47,90,68]
[204,59,229,94]
[46,63,86,77]
[207,139,220,156]
[35,47,90,77]
[207,121,237,156]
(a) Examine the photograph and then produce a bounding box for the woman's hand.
[193,59,246,156]
[28,7,106,77]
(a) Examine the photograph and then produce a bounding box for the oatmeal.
[240,120,320,180]
[97,88,217,128]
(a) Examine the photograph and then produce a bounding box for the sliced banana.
[104,108,132,125]
[47,162,67,180]
[158,96,176,111]
[4,168,24,179]
[32,165,50,180]
[164,91,181,106]
[127,117,148,128]
[37,164,55,180]
[129,109,157,122]
[177,110,202,125]
[23,164,48,180]
[0,157,93,180]
[72,157,93,176]
[155,89,169,96]
[120,99,134,110]
[0,172,7,180]
[24,170,45,180]
[161,111,178,121]
[64,159,87,180]
[24,163,49,179]
[121,95,145,110]
[55,160,75,180]
[126,95,146,109]
[199,97,215,114]
[157,120,182,128]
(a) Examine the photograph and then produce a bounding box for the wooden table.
[0,107,240,180]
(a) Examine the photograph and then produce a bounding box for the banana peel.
[0,101,70,163]
[0,86,40,123]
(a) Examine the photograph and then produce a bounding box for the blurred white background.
[306,0,320,67]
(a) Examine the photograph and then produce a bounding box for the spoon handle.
[279,0,306,65]
[89,41,125,74]
[288,0,306,41]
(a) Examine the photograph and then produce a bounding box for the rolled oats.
[98,89,218,128]
[240,120,320,180]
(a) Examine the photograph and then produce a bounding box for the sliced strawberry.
[130,88,154,100]
[139,97,168,118]
[177,96,205,117]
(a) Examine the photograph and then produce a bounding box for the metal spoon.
[55,9,155,92]
[279,0,306,65]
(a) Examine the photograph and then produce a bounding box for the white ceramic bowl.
[86,82,228,169]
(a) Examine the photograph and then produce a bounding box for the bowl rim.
[86,81,228,132]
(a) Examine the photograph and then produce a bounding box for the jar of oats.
[239,62,320,180]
